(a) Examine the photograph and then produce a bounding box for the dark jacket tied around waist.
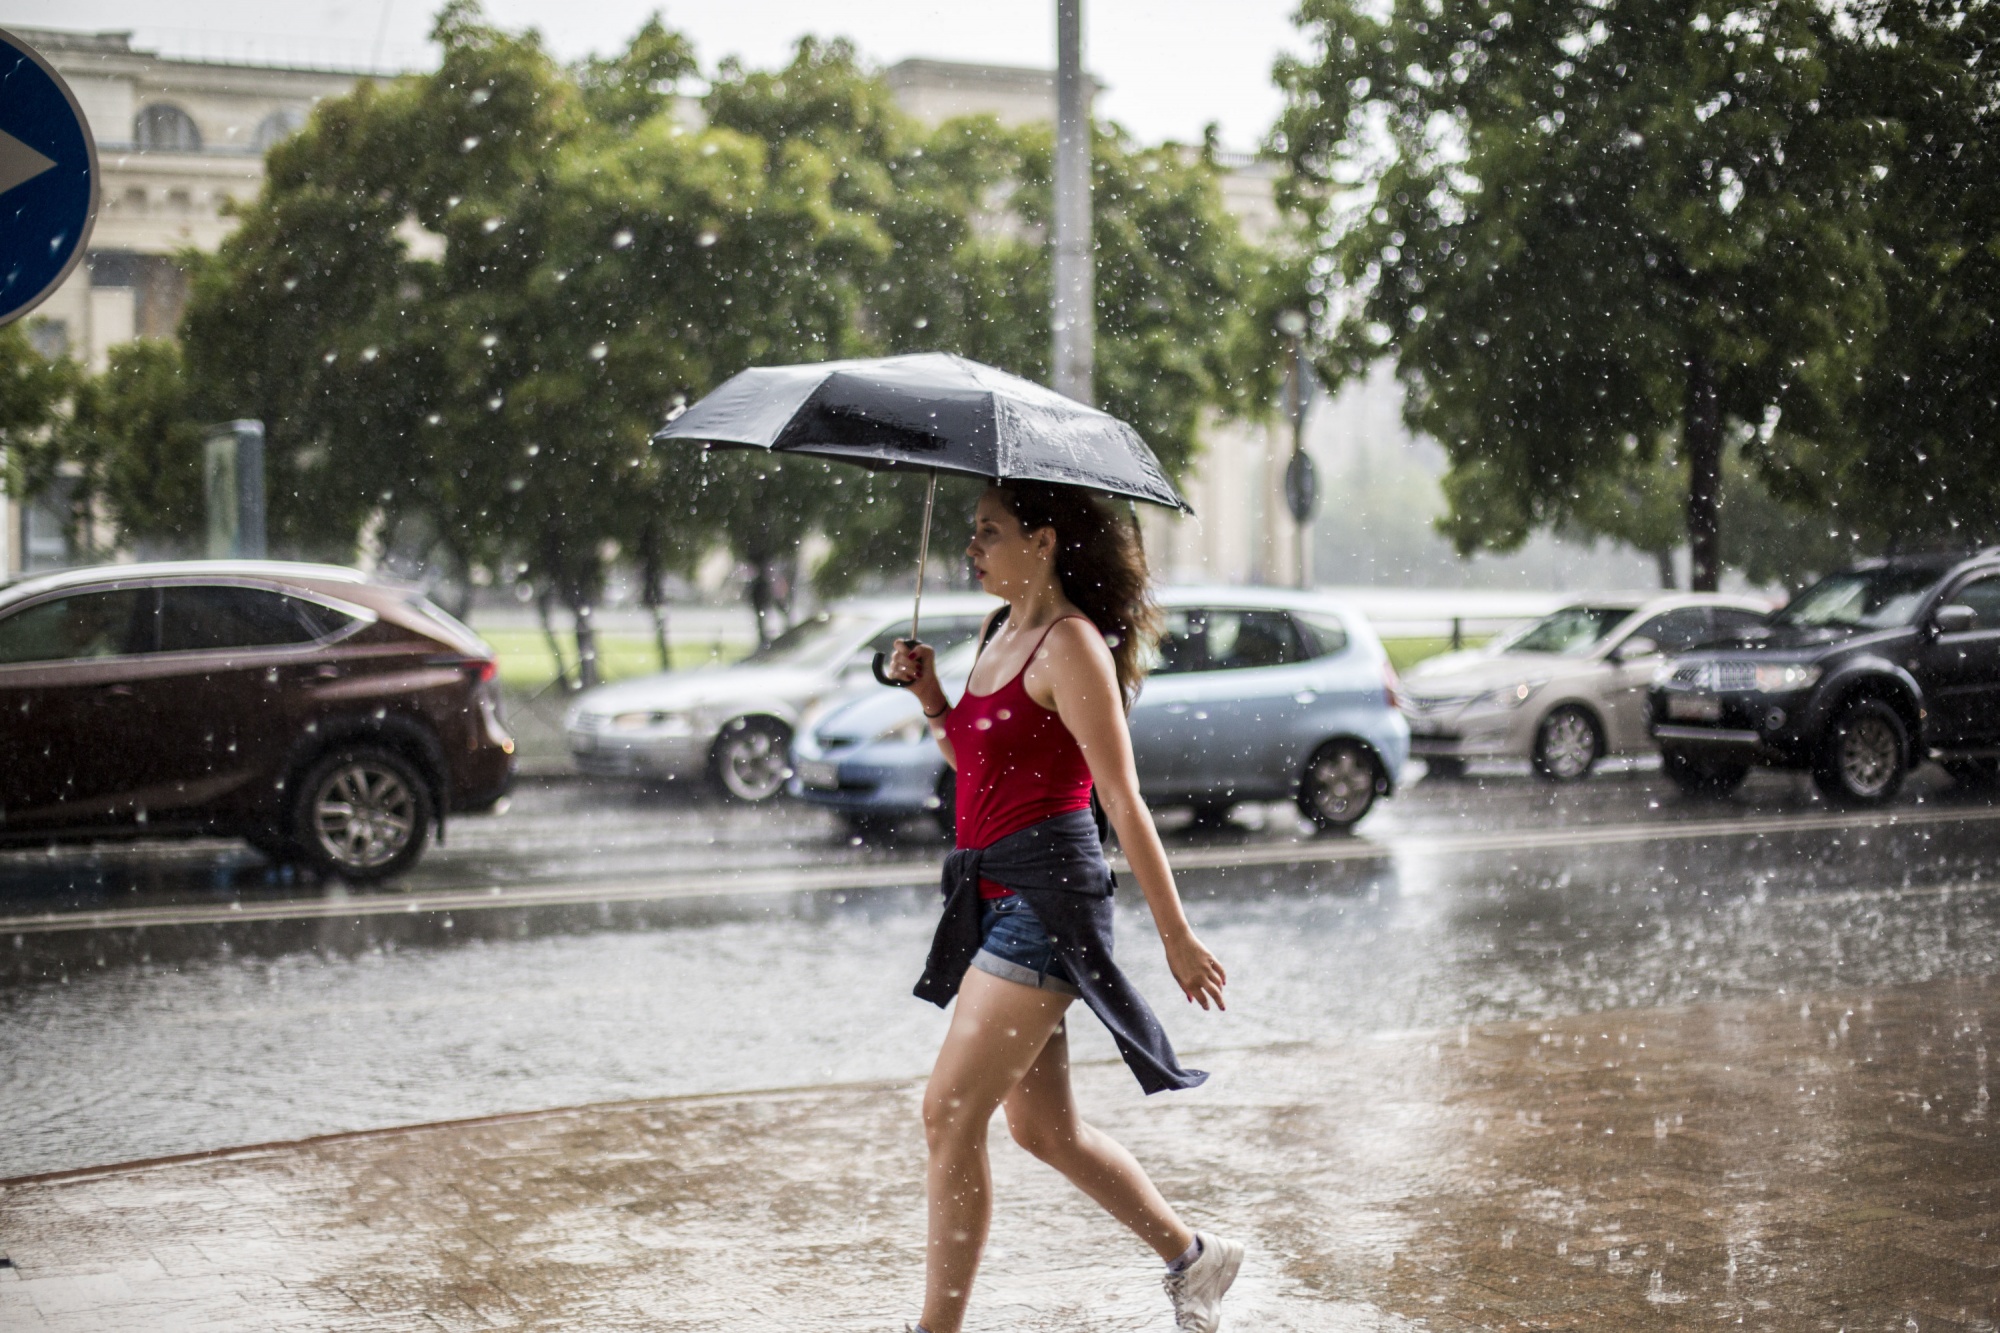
[914,807,1207,1095]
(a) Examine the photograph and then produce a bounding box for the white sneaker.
[1162,1231,1244,1333]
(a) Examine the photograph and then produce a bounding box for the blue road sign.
[0,28,99,327]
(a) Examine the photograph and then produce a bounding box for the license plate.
[1668,693,1723,722]
[797,759,840,789]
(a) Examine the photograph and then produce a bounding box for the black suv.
[1649,550,2000,804]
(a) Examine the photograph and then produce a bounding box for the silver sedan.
[1400,594,1772,781]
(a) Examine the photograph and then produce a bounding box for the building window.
[135,103,202,152]
[26,320,69,360]
[22,476,78,573]
[253,108,306,152]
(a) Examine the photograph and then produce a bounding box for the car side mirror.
[1934,604,1976,635]
[1615,636,1660,662]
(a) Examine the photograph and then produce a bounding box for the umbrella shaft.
[912,471,937,640]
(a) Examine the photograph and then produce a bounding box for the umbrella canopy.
[654,352,1192,515]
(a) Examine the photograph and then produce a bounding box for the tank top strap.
[1005,613,1093,691]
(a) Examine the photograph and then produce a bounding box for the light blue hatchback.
[789,587,1409,835]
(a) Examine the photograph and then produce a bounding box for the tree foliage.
[1278,0,1901,588]
[1800,0,2000,546]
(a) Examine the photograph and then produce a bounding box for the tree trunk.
[638,520,672,671]
[572,600,600,691]
[648,603,671,670]
[749,559,776,647]
[1684,352,1723,592]
[1654,548,1678,590]
[535,586,573,691]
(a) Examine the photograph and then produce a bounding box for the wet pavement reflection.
[3,765,2000,1328]
[0,976,1989,1330]
[5,766,1999,1187]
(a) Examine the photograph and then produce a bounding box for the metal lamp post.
[1053,0,1092,405]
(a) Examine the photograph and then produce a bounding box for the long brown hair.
[993,481,1163,708]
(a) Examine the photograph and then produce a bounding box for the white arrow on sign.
[0,127,57,197]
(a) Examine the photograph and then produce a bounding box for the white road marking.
[3,802,1996,936]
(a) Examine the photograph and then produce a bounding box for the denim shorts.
[970,894,1081,997]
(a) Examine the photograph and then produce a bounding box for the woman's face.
[966,490,1055,597]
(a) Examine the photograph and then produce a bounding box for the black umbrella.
[655,353,1192,683]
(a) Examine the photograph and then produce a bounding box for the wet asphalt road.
[5,762,2000,1181]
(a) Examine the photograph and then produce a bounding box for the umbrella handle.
[871,651,908,689]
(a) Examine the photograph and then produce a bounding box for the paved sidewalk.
[2,976,1994,1332]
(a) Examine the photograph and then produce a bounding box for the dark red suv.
[0,561,515,881]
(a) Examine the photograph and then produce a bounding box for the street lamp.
[1053,0,1092,405]
[1277,310,1317,588]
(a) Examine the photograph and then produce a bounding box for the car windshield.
[740,613,871,668]
[1503,606,1633,657]
[1774,568,1943,630]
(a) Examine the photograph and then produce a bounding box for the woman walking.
[886,481,1242,1333]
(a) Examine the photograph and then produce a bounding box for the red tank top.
[942,616,1097,898]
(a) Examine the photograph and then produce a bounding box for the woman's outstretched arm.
[1037,620,1227,1010]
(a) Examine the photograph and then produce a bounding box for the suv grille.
[1672,662,1758,691]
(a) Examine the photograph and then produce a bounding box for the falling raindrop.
[589,342,609,360]
[697,231,717,248]
[613,229,635,249]
[462,136,482,151]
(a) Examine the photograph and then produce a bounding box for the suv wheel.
[710,716,791,802]
[1662,748,1749,798]
[294,746,433,882]
[1532,706,1601,782]
[1813,698,1908,806]
[1298,740,1379,832]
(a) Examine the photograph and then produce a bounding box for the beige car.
[1400,595,1772,781]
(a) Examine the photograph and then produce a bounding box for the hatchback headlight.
[1753,664,1821,693]
[874,714,934,745]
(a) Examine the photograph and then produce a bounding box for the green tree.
[704,38,1286,603]
[1792,0,2000,547]
[1278,0,1890,589]
[182,5,863,678]
[44,341,208,557]
[0,322,80,538]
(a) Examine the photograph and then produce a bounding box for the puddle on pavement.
[7,800,2000,1179]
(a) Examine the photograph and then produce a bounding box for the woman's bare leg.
[920,969,1072,1333]
[1002,1020,1195,1260]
